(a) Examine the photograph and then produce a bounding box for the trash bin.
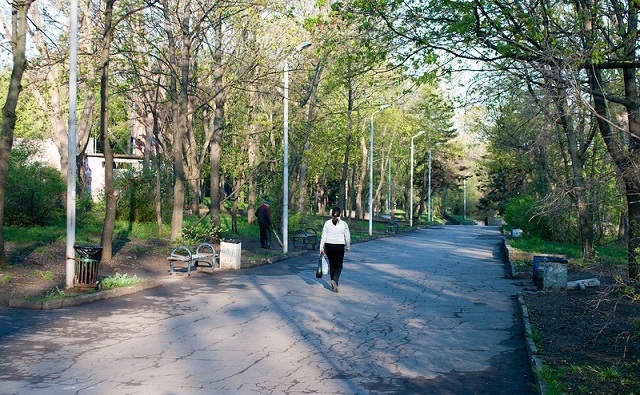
[74,244,103,287]
[532,255,567,286]
[220,240,241,270]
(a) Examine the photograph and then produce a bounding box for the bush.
[5,145,65,226]
[178,220,221,245]
[503,194,552,239]
[115,165,171,223]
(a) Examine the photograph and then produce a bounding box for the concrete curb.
[504,238,546,395]
[6,280,164,310]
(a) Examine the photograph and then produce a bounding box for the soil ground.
[1,233,639,394]
[512,249,640,394]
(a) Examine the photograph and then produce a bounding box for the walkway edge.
[6,280,164,310]
[505,237,547,395]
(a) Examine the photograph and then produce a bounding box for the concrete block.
[543,262,567,295]
[220,241,242,269]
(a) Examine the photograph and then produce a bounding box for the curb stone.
[505,238,546,395]
[6,280,164,310]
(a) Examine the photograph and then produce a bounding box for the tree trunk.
[247,88,258,225]
[98,0,117,261]
[338,82,354,210]
[0,0,32,265]
[588,67,640,279]
[169,8,191,242]
[296,62,324,213]
[209,17,226,228]
[553,87,595,259]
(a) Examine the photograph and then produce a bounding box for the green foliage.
[503,194,551,239]
[538,365,565,395]
[114,164,172,224]
[528,323,542,347]
[511,259,531,272]
[5,145,66,226]
[178,221,222,246]
[0,68,49,139]
[36,270,55,281]
[26,286,67,302]
[0,275,11,285]
[98,273,140,290]
[288,211,322,231]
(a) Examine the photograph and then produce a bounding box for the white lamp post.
[427,143,441,223]
[66,0,78,288]
[428,148,432,223]
[369,104,390,235]
[410,131,426,227]
[283,41,311,254]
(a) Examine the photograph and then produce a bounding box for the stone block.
[543,261,567,295]
[220,241,242,270]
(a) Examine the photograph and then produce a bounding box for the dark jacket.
[256,204,271,228]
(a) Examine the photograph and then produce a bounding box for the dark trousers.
[325,243,345,284]
[260,226,271,248]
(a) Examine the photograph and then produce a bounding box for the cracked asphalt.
[0,225,535,395]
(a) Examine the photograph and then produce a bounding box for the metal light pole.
[283,41,311,254]
[428,148,432,223]
[66,0,78,288]
[369,104,390,235]
[410,131,426,227]
[387,158,391,214]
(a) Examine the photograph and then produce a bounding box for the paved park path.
[0,225,535,395]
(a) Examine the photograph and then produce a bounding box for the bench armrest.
[196,242,216,258]
[169,246,192,260]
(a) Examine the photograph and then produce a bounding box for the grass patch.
[528,323,542,348]
[538,365,565,395]
[0,275,11,285]
[25,286,68,302]
[509,236,627,266]
[511,258,531,272]
[97,273,141,290]
[36,270,55,281]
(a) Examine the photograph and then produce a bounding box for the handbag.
[321,255,329,275]
[315,257,323,278]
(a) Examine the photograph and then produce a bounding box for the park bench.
[167,242,217,276]
[291,228,318,250]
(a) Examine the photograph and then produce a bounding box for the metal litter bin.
[74,244,103,287]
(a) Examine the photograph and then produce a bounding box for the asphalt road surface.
[0,225,535,395]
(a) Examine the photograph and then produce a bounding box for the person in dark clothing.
[256,200,272,248]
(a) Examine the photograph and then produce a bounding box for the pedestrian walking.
[256,200,272,249]
[319,207,350,293]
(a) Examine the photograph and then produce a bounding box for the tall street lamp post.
[283,41,311,254]
[369,104,390,235]
[428,148,433,223]
[66,0,79,288]
[410,131,426,227]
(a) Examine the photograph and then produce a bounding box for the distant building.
[17,137,143,200]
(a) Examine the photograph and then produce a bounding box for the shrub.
[5,145,65,226]
[115,164,172,223]
[503,194,552,239]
